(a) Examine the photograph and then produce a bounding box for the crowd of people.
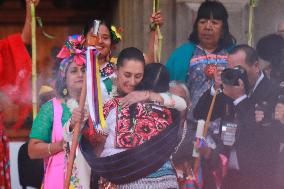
[1,0,284,188]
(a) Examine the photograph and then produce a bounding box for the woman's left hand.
[120,91,149,108]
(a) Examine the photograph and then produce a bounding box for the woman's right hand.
[70,108,88,129]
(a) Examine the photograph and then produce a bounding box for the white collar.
[251,72,264,93]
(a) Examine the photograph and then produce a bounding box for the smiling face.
[116,59,144,95]
[197,16,223,50]
[86,24,112,60]
[65,61,85,96]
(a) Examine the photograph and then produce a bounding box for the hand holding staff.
[193,89,220,173]
[152,0,163,63]
[64,78,87,189]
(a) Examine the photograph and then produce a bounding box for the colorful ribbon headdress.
[57,34,86,78]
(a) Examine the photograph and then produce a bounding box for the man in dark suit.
[194,44,283,189]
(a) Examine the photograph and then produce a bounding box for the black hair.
[256,34,284,69]
[229,44,258,66]
[82,19,120,45]
[129,63,170,129]
[136,63,170,93]
[116,47,145,69]
[188,0,236,51]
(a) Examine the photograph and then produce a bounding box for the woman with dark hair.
[77,11,163,65]
[80,48,187,188]
[136,63,170,92]
[28,39,91,188]
[256,33,284,81]
[166,0,235,111]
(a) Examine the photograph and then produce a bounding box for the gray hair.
[169,81,191,105]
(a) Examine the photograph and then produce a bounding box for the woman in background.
[28,39,90,188]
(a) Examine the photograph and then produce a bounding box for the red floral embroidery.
[117,132,142,148]
[100,62,115,78]
[103,98,120,118]
[114,100,173,148]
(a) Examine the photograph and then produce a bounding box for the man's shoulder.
[254,76,281,102]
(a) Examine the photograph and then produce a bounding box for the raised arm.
[144,11,163,64]
[21,0,40,45]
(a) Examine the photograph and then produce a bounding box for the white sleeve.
[105,108,116,135]
[159,92,187,111]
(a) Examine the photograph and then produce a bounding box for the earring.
[106,51,111,62]
[63,88,68,96]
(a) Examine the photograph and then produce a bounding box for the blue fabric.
[165,42,236,82]
[146,161,175,178]
[165,42,196,81]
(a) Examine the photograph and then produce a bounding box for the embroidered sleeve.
[115,103,173,148]
[103,98,119,118]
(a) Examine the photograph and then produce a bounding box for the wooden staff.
[248,0,258,46]
[31,2,37,119]
[64,77,87,189]
[193,89,219,173]
[153,0,163,63]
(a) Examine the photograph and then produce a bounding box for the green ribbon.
[36,17,55,39]
[103,78,113,95]
[248,0,258,46]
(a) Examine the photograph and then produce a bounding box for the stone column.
[254,0,284,44]
[114,0,176,63]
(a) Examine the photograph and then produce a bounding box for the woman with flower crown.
[28,35,90,188]
[28,21,120,187]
